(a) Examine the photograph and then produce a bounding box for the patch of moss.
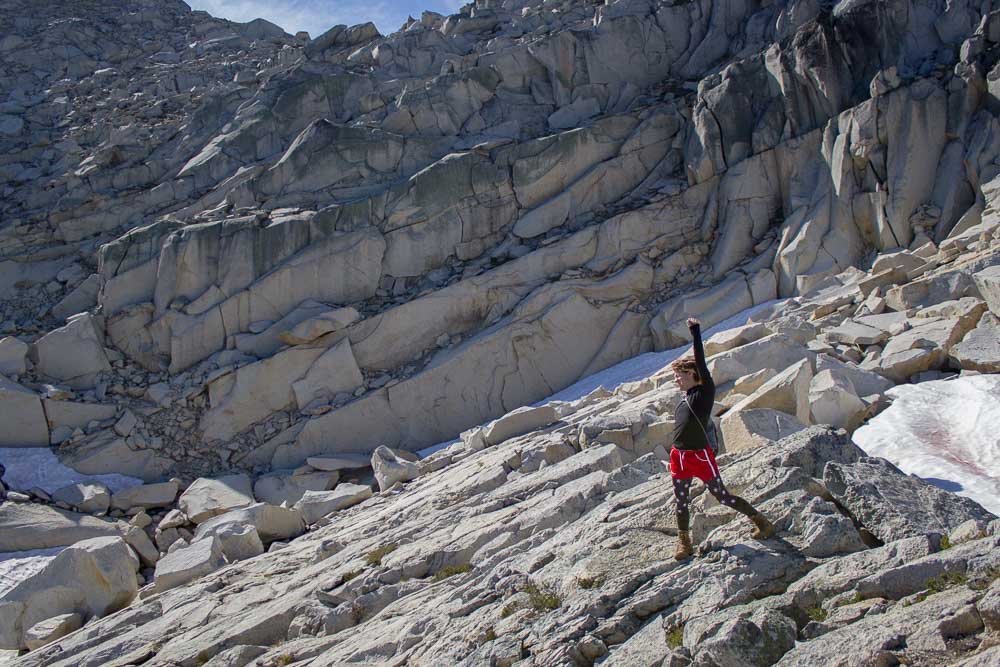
[525,582,561,612]
[433,563,472,582]
[342,568,364,582]
[806,606,828,622]
[500,601,521,618]
[577,575,603,589]
[926,571,968,594]
[666,625,684,649]
[365,543,398,567]
[481,627,497,644]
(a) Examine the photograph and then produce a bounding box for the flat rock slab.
[194,503,305,544]
[110,480,180,511]
[153,536,225,594]
[306,454,371,471]
[484,405,558,446]
[178,474,255,524]
[0,502,124,552]
[293,484,373,524]
[825,320,888,346]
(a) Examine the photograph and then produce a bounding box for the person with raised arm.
[668,317,775,560]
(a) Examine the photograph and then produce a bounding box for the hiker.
[669,317,774,560]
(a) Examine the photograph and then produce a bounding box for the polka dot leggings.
[672,475,757,532]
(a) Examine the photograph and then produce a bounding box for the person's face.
[674,368,698,392]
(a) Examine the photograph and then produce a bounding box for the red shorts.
[669,446,720,482]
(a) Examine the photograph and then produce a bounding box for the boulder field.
[2,0,1000,664]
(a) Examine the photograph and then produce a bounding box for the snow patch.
[0,447,142,495]
[853,375,1000,516]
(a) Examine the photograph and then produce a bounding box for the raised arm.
[688,318,711,385]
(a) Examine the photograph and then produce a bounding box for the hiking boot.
[674,530,693,560]
[750,513,775,540]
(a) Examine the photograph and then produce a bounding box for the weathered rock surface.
[109,480,180,511]
[0,502,125,551]
[51,482,111,515]
[951,312,1000,372]
[177,475,255,524]
[371,445,420,492]
[293,484,373,525]
[0,536,138,650]
[152,535,226,594]
[0,377,48,447]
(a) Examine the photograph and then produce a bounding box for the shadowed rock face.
[0,0,999,484]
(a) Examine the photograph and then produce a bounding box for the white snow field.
[853,374,1000,516]
[0,446,142,496]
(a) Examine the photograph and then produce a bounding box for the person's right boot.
[674,530,693,560]
[750,512,775,540]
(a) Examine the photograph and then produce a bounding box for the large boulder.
[371,446,420,492]
[110,480,180,511]
[824,320,888,346]
[484,405,559,446]
[293,484,374,524]
[252,471,339,507]
[177,475,255,524]
[725,359,812,424]
[884,269,978,311]
[23,612,83,651]
[152,535,226,594]
[51,482,111,515]
[703,322,770,356]
[193,503,305,544]
[0,336,28,377]
[823,457,996,544]
[808,370,868,432]
[719,408,807,454]
[29,313,110,389]
[876,317,968,382]
[814,355,894,397]
[973,265,1000,316]
[0,536,138,650]
[950,312,1000,372]
[0,502,125,551]
[706,335,814,386]
[195,521,264,563]
[0,376,49,447]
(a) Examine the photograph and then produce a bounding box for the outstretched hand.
[686,317,701,328]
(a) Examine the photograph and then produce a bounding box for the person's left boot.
[750,512,775,540]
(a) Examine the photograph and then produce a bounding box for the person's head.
[671,356,701,391]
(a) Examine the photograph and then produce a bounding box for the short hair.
[671,356,701,383]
